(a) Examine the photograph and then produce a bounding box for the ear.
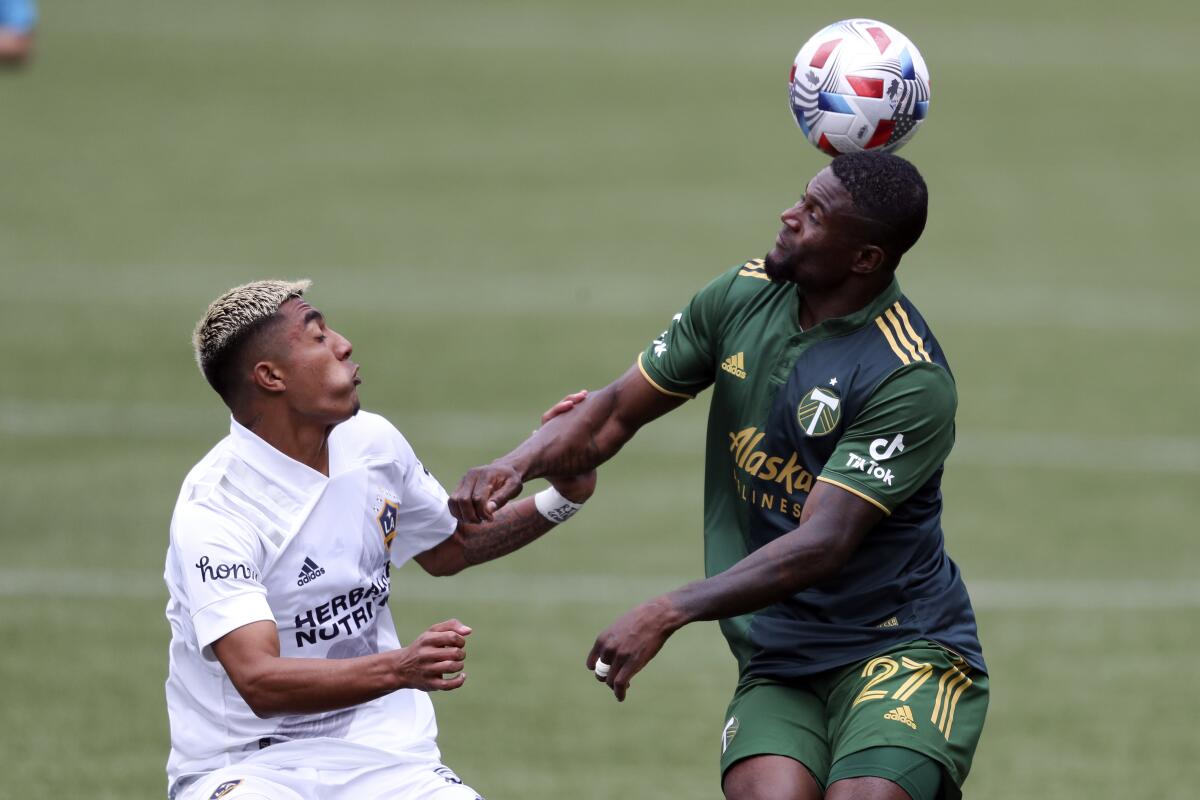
[251,360,287,394]
[851,245,886,275]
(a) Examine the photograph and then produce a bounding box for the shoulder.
[170,492,259,551]
[868,361,957,418]
[867,294,950,371]
[690,259,789,318]
[331,410,417,462]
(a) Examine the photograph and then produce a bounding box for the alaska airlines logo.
[797,387,841,437]
[728,427,815,495]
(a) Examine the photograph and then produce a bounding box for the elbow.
[238,685,281,719]
[228,669,286,719]
[424,558,465,578]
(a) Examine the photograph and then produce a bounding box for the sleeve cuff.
[816,475,892,515]
[193,591,275,659]
[636,353,695,399]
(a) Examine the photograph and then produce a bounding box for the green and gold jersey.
[639,260,984,678]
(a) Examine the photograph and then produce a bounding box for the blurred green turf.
[2,1,1198,797]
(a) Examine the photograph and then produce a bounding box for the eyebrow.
[802,185,825,212]
[303,309,325,326]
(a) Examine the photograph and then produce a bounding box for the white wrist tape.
[534,486,584,524]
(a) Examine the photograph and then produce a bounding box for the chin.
[763,252,788,283]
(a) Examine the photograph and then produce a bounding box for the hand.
[540,389,588,425]
[394,619,472,692]
[449,462,523,524]
[586,597,685,702]
[449,390,590,524]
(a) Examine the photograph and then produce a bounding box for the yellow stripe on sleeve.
[892,303,932,362]
[884,309,922,363]
[636,353,694,399]
[737,268,770,281]
[874,317,911,365]
[816,476,892,515]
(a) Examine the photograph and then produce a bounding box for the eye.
[316,334,327,343]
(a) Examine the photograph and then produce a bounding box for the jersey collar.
[795,278,902,339]
[228,416,329,496]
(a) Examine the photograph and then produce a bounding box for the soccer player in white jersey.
[164,280,593,800]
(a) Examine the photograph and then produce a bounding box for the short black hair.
[830,151,928,263]
[200,315,285,406]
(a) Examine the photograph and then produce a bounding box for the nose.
[334,331,353,360]
[780,203,802,228]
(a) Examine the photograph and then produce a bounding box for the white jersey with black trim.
[163,411,458,797]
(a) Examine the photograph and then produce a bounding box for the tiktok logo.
[869,434,906,461]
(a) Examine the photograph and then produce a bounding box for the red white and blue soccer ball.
[789,19,931,155]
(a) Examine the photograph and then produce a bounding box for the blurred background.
[2,1,1198,797]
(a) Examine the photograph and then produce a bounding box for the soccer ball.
[788,19,931,155]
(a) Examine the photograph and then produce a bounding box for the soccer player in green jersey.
[450,152,987,800]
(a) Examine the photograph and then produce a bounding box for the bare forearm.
[238,650,406,717]
[666,524,853,627]
[459,497,556,566]
[503,388,627,480]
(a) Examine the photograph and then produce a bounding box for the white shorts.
[177,760,483,800]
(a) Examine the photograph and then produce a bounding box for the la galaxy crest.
[209,780,242,799]
[373,491,400,550]
[797,386,842,437]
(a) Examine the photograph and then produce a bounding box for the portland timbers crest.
[797,386,842,437]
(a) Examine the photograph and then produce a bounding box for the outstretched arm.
[415,468,597,576]
[448,364,686,524]
[587,481,884,701]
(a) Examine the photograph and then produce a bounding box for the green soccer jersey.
[639,260,984,678]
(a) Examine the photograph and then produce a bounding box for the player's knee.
[723,755,822,800]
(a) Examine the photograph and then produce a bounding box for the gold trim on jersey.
[875,303,932,366]
[816,476,892,515]
[737,259,770,281]
[636,353,694,399]
[892,303,933,361]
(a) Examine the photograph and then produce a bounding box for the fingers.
[449,467,522,524]
[588,639,631,700]
[428,672,467,691]
[540,389,588,424]
[428,619,472,637]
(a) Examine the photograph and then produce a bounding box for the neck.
[235,405,333,476]
[797,276,890,330]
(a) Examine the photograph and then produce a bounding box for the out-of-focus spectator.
[0,0,36,66]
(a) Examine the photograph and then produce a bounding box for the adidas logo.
[721,352,747,379]
[297,556,326,586]
[884,704,917,730]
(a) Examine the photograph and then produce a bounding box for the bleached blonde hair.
[192,279,311,399]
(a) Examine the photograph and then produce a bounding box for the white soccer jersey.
[163,411,458,798]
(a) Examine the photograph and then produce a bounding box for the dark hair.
[200,315,282,406]
[830,151,928,262]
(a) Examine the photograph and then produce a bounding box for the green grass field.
[3,1,1198,797]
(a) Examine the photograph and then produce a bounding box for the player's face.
[764,167,869,290]
[276,298,361,424]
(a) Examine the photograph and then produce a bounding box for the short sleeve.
[818,363,956,514]
[170,507,274,655]
[386,430,458,567]
[637,269,737,399]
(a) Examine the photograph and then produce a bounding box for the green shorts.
[719,641,988,800]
